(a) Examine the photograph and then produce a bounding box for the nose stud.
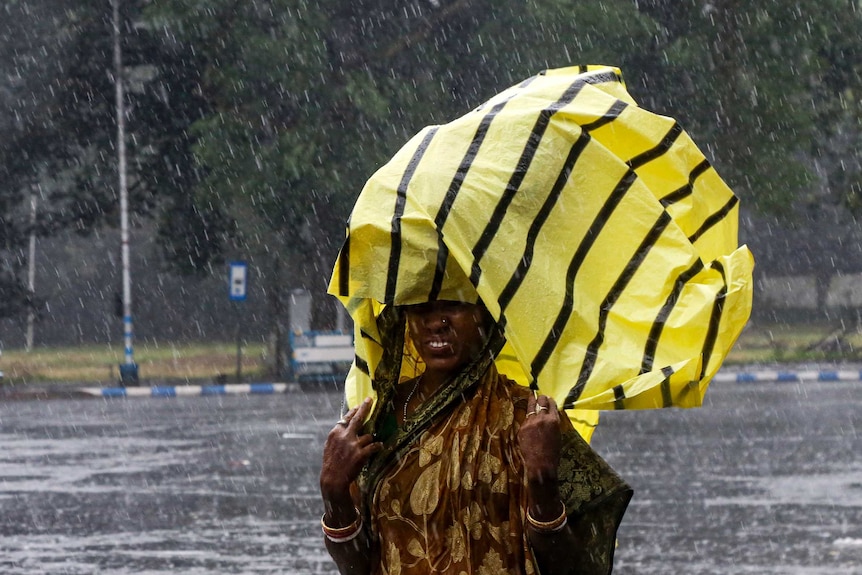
[441,316,449,325]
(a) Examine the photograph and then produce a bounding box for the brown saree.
[357,309,632,575]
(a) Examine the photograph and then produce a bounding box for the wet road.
[0,380,860,574]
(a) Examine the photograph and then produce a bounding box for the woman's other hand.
[320,397,382,517]
[520,394,581,575]
[320,397,379,575]
[518,393,562,482]
[518,393,564,523]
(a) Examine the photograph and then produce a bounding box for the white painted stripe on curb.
[713,369,862,383]
[76,382,297,398]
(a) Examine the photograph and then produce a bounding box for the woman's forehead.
[404,300,475,314]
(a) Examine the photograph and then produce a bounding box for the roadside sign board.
[289,330,354,383]
[229,262,248,301]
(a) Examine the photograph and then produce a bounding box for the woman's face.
[405,300,489,378]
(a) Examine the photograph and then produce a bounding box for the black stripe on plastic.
[688,195,739,244]
[699,261,727,381]
[530,169,637,384]
[580,100,629,132]
[563,209,674,408]
[659,159,711,207]
[384,128,438,304]
[613,385,626,410]
[428,98,511,300]
[337,235,350,297]
[660,365,675,407]
[469,77,592,286]
[354,355,370,376]
[583,70,623,86]
[627,123,683,170]
[498,131,592,313]
[498,101,632,313]
[359,328,378,343]
[640,260,705,374]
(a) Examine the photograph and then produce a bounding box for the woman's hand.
[320,398,382,515]
[320,398,380,575]
[518,393,562,482]
[518,393,564,522]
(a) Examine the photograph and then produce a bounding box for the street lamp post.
[25,185,38,352]
[113,0,138,385]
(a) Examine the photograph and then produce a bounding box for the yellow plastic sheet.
[328,65,754,441]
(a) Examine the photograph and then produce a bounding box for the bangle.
[321,508,363,543]
[324,524,363,543]
[526,501,567,533]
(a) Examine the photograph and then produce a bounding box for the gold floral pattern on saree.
[477,549,504,575]
[448,432,461,490]
[410,460,442,515]
[464,501,484,541]
[369,368,535,574]
[385,541,401,575]
[445,524,466,563]
[365,362,632,575]
[419,433,444,467]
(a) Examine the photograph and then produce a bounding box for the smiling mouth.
[427,340,451,350]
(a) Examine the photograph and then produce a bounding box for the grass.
[0,341,271,385]
[728,321,862,364]
[1,321,861,386]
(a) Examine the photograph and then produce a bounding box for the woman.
[320,300,631,575]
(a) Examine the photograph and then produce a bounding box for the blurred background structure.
[1,0,861,361]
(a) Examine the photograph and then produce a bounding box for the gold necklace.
[403,375,423,422]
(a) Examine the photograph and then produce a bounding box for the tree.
[811,1,862,215]
[142,2,489,285]
[461,0,861,217]
[142,0,862,317]
[5,0,862,334]
[0,0,226,322]
[0,0,75,320]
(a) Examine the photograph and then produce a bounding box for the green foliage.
[0,272,32,320]
[635,0,861,215]
[146,0,491,271]
[4,0,862,321]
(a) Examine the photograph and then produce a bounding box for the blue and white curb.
[78,382,298,398]
[714,369,862,384]
[70,369,860,399]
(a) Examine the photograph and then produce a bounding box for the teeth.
[428,341,448,349]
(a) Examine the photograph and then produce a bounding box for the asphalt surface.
[0,379,860,574]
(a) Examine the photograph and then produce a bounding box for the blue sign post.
[229,262,248,381]
[229,262,248,301]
